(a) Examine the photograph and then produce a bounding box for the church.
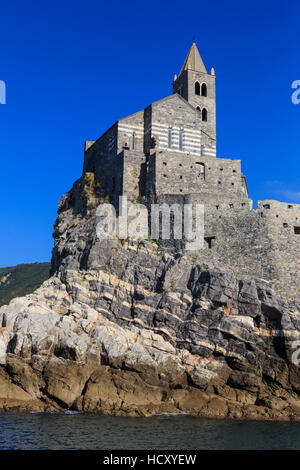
[83,43,249,207]
[80,43,300,300]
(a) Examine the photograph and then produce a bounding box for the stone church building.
[82,43,300,300]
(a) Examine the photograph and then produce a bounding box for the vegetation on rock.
[0,263,50,307]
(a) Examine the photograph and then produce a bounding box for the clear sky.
[0,0,299,267]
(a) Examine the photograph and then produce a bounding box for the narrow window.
[195,162,205,180]
[132,134,135,150]
[202,108,208,122]
[204,236,215,249]
[195,82,200,95]
[168,128,172,148]
[179,129,183,151]
[201,83,207,96]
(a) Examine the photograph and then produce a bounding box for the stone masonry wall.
[120,150,147,203]
[149,95,216,157]
[118,110,144,154]
[152,194,300,301]
[83,123,118,200]
[152,151,248,197]
[173,69,216,141]
[256,200,300,299]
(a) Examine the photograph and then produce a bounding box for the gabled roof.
[179,43,207,76]
[118,108,144,123]
[149,92,197,114]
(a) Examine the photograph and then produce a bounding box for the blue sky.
[0,0,299,267]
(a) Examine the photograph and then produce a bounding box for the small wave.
[29,410,82,415]
[150,412,189,417]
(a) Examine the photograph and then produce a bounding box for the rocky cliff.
[0,177,299,419]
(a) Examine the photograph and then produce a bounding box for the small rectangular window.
[294,227,300,234]
[204,236,215,249]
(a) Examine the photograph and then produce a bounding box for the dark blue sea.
[0,413,300,449]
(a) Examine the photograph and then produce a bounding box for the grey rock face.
[0,186,299,418]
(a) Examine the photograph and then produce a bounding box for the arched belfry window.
[195,82,200,95]
[201,83,207,97]
[202,108,208,122]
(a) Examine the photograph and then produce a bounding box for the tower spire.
[179,42,207,76]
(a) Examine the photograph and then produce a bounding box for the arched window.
[196,106,201,112]
[201,83,207,97]
[195,82,200,95]
[202,108,208,122]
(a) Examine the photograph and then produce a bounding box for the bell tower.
[173,43,216,141]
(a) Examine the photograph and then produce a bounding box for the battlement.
[257,199,300,216]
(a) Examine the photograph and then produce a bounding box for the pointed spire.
[179,43,207,76]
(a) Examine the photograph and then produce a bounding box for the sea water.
[0,413,300,450]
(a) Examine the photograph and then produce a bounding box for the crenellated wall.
[254,200,300,298]
[152,194,300,300]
